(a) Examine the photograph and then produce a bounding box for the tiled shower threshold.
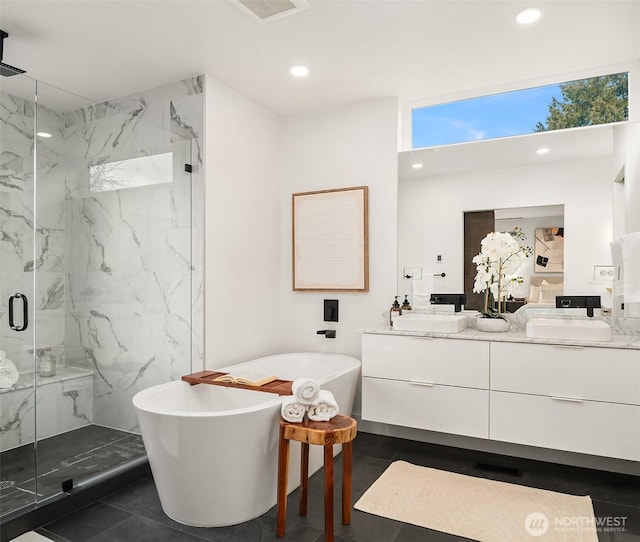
[0,425,148,538]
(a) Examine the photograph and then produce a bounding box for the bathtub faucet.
[317,329,336,338]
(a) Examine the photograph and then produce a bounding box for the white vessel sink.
[526,318,611,342]
[393,313,467,333]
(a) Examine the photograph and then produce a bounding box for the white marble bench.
[0,366,94,452]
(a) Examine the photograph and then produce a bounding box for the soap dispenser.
[401,295,412,313]
[389,296,402,326]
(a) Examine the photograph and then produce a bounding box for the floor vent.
[474,462,522,477]
[231,0,310,23]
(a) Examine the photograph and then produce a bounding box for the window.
[411,72,628,149]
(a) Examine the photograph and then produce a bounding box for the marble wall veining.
[0,76,204,448]
[2,92,30,370]
[63,76,204,432]
[0,368,94,452]
[1,88,69,371]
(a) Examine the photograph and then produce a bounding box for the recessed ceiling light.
[412,163,423,169]
[536,147,550,155]
[516,8,541,24]
[36,131,52,138]
[290,65,309,77]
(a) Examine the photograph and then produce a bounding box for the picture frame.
[292,186,369,291]
[534,227,564,273]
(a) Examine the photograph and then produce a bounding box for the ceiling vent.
[231,0,310,23]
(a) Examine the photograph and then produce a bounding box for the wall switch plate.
[324,299,339,322]
[403,267,422,279]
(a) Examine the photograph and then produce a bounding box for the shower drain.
[0,480,15,489]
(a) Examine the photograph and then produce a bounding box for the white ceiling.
[397,123,617,179]
[0,0,639,116]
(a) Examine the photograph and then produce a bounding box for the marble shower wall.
[1,90,36,370]
[64,76,204,432]
[1,87,80,450]
[1,77,202,444]
[0,89,68,372]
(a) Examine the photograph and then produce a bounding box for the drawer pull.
[408,380,435,387]
[551,396,584,403]
[410,336,436,340]
[551,345,585,350]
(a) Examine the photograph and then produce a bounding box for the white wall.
[398,156,615,302]
[627,61,640,233]
[202,88,399,374]
[278,98,399,360]
[612,120,640,237]
[204,76,283,367]
[623,122,640,233]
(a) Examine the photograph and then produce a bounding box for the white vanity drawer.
[361,376,489,439]
[362,334,489,389]
[490,391,640,461]
[491,342,640,406]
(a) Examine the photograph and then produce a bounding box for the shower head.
[0,30,26,77]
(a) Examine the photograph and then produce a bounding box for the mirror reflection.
[398,122,637,316]
[462,205,564,312]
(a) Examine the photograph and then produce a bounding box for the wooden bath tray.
[181,371,293,395]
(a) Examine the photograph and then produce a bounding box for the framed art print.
[292,186,369,291]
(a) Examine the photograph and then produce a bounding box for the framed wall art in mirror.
[292,186,369,291]
[534,227,565,273]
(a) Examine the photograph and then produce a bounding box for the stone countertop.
[361,327,640,350]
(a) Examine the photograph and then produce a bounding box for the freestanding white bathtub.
[132,352,360,527]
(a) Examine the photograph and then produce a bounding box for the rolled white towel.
[291,377,320,406]
[281,396,307,423]
[307,390,339,422]
[0,356,19,389]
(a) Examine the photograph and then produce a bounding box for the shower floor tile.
[1,425,145,518]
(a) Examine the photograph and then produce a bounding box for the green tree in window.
[535,73,628,131]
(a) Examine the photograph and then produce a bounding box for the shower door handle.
[8,293,28,331]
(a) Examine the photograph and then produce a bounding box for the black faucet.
[317,329,336,338]
[429,293,467,313]
[555,296,601,317]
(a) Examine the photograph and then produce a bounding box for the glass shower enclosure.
[0,73,201,521]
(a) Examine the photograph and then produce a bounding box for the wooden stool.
[276,414,357,542]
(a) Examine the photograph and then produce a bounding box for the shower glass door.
[32,80,99,504]
[1,74,200,519]
[0,75,38,516]
[33,79,194,502]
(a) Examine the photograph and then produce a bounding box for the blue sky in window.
[412,84,563,148]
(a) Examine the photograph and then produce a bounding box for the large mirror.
[461,204,565,312]
[397,122,638,315]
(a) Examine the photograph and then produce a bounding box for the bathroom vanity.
[361,328,640,463]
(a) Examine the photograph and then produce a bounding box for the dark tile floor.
[1,425,146,515]
[34,432,640,542]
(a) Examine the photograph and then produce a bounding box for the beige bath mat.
[355,461,598,542]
